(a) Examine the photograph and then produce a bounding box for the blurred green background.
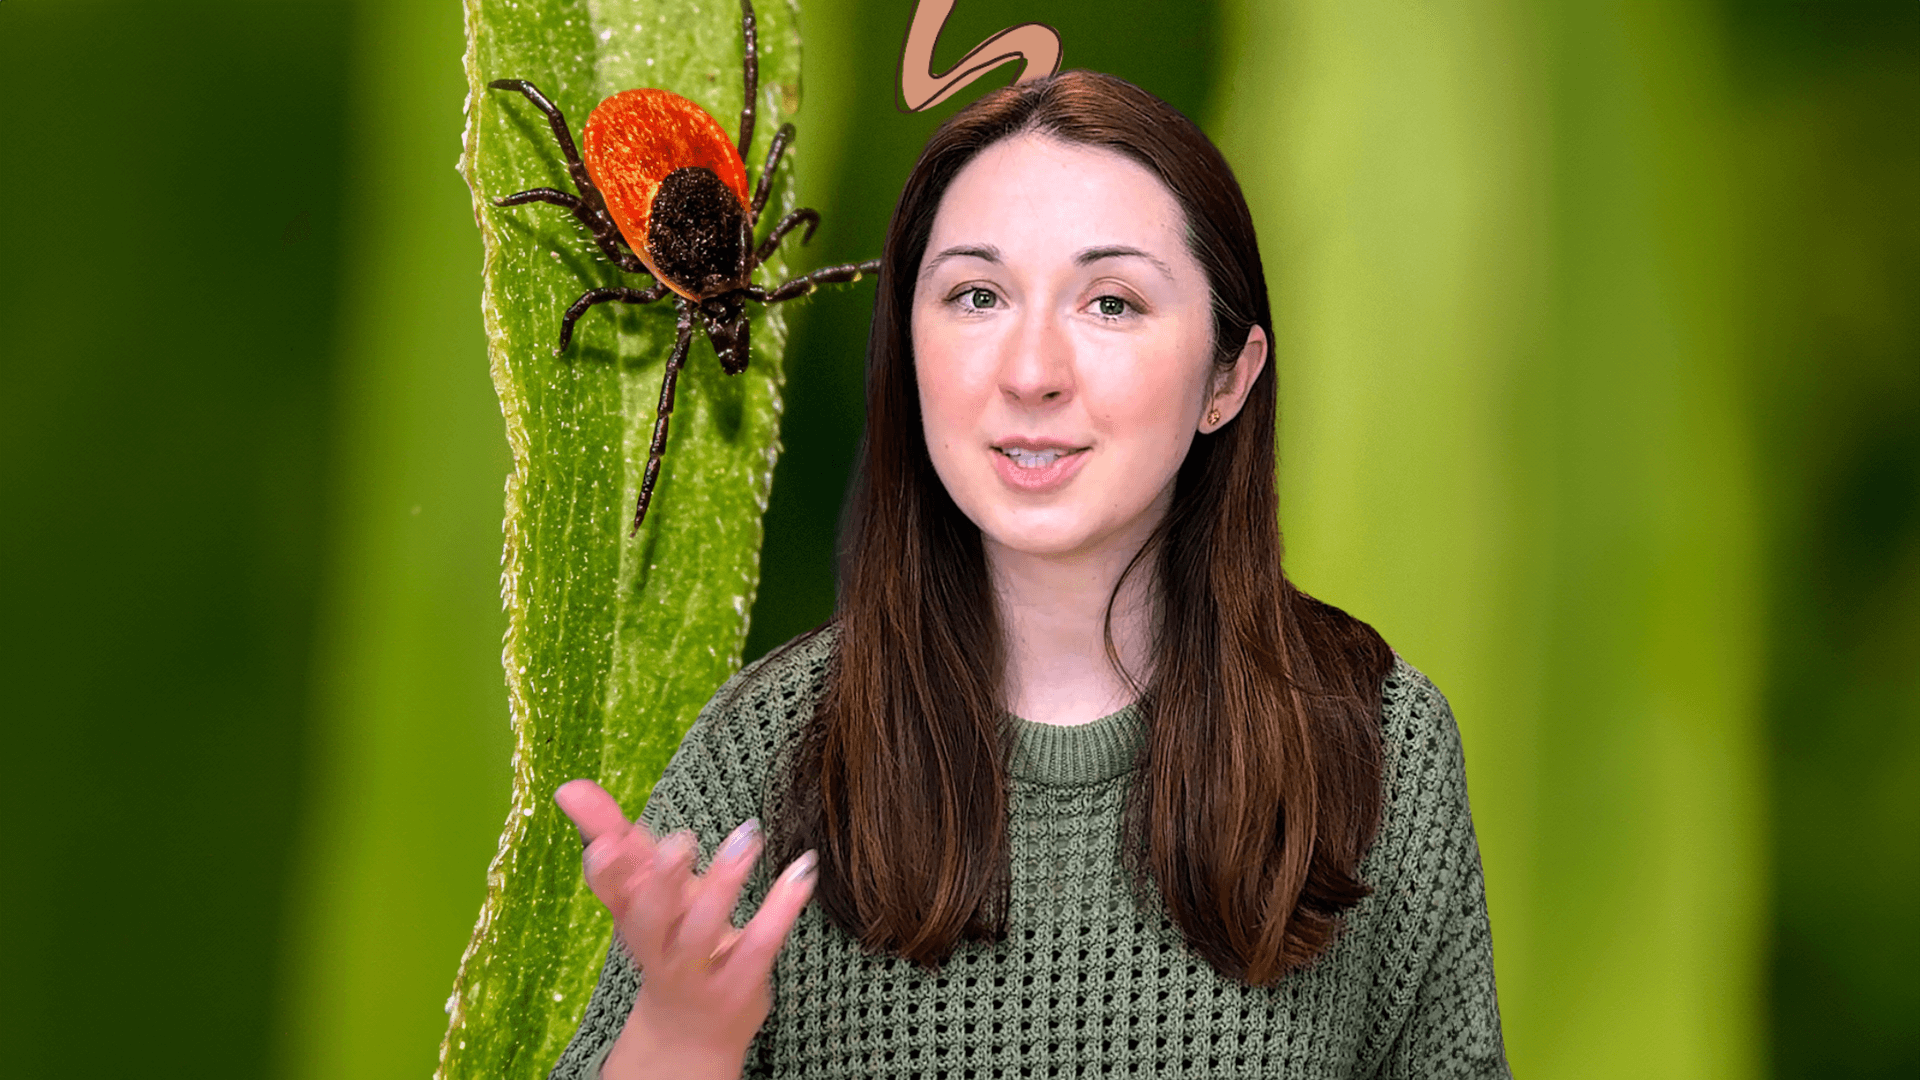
[0,0,1912,1077]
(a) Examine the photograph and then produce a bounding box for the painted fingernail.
[718,818,760,863]
[788,849,818,883]
[583,843,610,876]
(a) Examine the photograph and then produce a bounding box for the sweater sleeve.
[1372,664,1513,1080]
[546,636,817,1080]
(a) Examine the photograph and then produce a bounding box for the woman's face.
[912,133,1261,564]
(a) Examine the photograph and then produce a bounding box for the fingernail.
[582,844,607,876]
[789,849,818,883]
[718,818,760,863]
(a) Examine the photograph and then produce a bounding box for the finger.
[727,849,818,974]
[705,927,745,970]
[583,815,658,880]
[582,822,659,918]
[554,779,631,844]
[678,818,762,956]
[623,828,699,966]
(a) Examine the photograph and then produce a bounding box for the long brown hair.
[766,71,1395,986]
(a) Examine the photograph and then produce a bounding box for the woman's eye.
[966,287,997,310]
[1094,295,1129,317]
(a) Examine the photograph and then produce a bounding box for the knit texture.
[550,625,1510,1078]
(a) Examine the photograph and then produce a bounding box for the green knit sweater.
[551,626,1510,1078]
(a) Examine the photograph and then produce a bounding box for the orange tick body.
[583,89,750,299]
[489,0,880,535]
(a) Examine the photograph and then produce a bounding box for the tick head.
[699,296,752,375]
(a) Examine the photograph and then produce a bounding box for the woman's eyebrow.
[1075,245,1175,280]
[921,244,1003,276]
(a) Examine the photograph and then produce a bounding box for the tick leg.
[752,207,820,265]
[556,282,673,353]
[750,123,796,225]
[489,80,601,208]
[750,259,883,303]
[736,0,758,162]
[490,79,649,273]
[633,304,697,536]
[495,187,647,274]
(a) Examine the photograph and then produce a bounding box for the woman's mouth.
[990,444,1090,492]
[998,447,1073,469]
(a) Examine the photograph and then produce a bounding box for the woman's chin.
[978,511,1116,562]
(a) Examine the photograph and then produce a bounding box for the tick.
[489,0,880,535]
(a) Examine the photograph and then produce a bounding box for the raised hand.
[554,778,818,1080]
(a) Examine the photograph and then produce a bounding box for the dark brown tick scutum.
[649,166,747,298]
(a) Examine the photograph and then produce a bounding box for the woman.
[551,71,1509,1079]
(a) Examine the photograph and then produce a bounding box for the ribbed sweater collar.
[1006,701,1145,785]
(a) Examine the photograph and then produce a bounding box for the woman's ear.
[1202,324,1269,432]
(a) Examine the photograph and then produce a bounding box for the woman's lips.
[990,445,1090,493]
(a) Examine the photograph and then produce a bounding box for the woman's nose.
[998,307,1074,406]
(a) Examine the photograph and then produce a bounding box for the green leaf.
[439,1,803,1075]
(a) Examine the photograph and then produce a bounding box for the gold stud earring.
[1206,407,1221,427]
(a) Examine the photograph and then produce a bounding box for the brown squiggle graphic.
[897,0,1062,112]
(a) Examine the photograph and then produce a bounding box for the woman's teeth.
[1001,447,1069,468]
